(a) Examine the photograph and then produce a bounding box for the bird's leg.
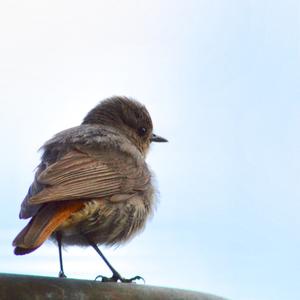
[85,236,144,283]
[56,231,67,278]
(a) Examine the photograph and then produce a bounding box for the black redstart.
[13,96,167,282]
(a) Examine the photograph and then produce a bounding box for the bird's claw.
[58,271,67,278]
[95,274,145,284]
[94,275,115,282]
[122,275,145,284]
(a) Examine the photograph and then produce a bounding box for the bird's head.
[82,96,167,155]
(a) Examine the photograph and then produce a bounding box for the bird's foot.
[58,271,67,278]
[120,275,145,283]
[95,273,145,283]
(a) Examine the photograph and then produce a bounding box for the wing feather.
[29,150,125,204]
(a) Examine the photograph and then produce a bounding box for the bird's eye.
[138,127,147,136]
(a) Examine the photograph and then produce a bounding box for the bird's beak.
[151,133,168,143]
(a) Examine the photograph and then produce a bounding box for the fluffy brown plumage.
[13,96,167,280]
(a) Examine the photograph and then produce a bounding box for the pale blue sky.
[1,1,300,300]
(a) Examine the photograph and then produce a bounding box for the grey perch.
[0,273,228,300]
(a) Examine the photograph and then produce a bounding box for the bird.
[12,96,167,282]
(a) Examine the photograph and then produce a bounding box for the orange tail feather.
[13,201,84,255]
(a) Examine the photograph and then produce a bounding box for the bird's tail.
[13,201,84,255]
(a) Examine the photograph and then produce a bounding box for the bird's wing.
[27,149,149,205]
